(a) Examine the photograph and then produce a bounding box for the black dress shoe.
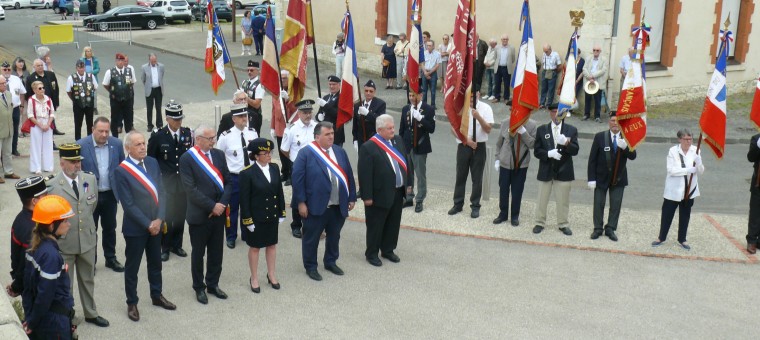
[532,225,544,234]
[85,316,110,327]
[53,129,65,135]
[324,264,344,275]
[590,230,603,239]
[582,115,590,121]
[147,126,154,132]
[196,289,208,304]
[403,198,414,208]
[226,240,235,249]
[127,304,139,321]
[381,252,400,263]
[559,227,573,236]
[292,228,302,238]
[306,270,322,281]
[151,295,176,310]
[161,251,169,262]
[105,259,125,272]
[52,143,59,151]
[250,277,261,293]
[492,216,507,224]
[366,257,382,267]
[172,248,188,257]
[284,179,291,186]
[605,229,618,242]
[12,151,20,157]
[415,201,423,213]
[510,219,520,227]
[207,286,228,299]
[470,209,480,219]
[267,274,280,289]
[447,206,463,215]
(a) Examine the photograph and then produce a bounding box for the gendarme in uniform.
[281,99,317,238]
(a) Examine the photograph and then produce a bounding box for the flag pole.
[307,0,322,98]
[269,3,288,123]
[471,0,477,144]
[212,5,241,88]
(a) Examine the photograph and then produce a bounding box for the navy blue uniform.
[9,209,35,296]
[23,238,74,339]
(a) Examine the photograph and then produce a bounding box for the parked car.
[30,0,52,9]
[83,5,166,30]
[136,0,155,7]
[151,0,191,23]
[56,0,91,15]
[0,0,32,9]
[191,0,230,22]
[0,6,5,18]
[251,2,272,17]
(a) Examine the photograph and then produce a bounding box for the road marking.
[703,213,758,263]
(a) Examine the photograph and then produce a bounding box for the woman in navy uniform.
[23,195,76,339]
[239,138,285,293]
[7,176,49,298]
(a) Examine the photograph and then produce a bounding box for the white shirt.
[619,55,632,74]
[63,173,80,193]
[282,119,317,162]
[438,42,452,61]
[498,45,510,66]
[150,64,160,88]
[423,50,441,71]
[243,76,266,100]
[27,95,55,119]
[456,101,494,143]
[101,66,134,86]
[65,72,99,92]
[663,144,705,201]
[551,120,563,147]
[542,51,562,70]
[3,75,26,107]
[216,125,259,174]
[591,58,600,73]
[129,156,146,170]
[257,162,271,183]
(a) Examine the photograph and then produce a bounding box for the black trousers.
[248,111,262,136]
[747,190,760,244]
[253,33,264,54]
[93,190,118,262]
[161,190,187,252]
[124,234,162,305]
[73,104,94,141]
[109,98,132,137]
[276,136,292,180]
[658,198,694,243]
[12,106,19,154]
[498,167,527,221]
[453,142,487,209]
[364,188,404,259]
[189,219,224,290]
[584,91,603,119]
[146,87,163,129]
[290,197,302,231]
[593,185,625,231]
[301,206,345,271]
[493,65,511,100]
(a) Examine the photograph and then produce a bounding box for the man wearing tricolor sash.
[179,125,232,304]
[358,114,410,267]
[112,131,176,321]
[292,121,356,281]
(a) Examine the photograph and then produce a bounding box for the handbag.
[382,59,390,67]
[20,119,34,134]
[242,37,253,46]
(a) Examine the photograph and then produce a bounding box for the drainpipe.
[607,0,621,107]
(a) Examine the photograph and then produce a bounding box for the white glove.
[566,111,572,118]
[756,137,760,149]
[316,98,327,107]
[270,129,276,138]
[588,181,596,189]
[516,125,527,134]
[616,138,628,150]
[494,160,500,172]
[278,217,285,223]
[686,167,697,174]
[246,224,256,232]
[280,90,289,101]
[547,149,562,160]
[412,109,423,121]
[694,154,702,167]
[555,134,568,145]
[353,140,358,151]
[317,112,325,121]
[358,106,369,116]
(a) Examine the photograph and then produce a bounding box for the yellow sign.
[39,25,75,45]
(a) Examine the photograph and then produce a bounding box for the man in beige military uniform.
[46,143,110,327]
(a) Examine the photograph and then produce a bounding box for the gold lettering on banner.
[622,120,644,134]
[620,89,634,113]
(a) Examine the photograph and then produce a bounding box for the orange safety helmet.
[32,195,75,225]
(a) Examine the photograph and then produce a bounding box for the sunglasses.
[593,49,601,52]
[247,69,257,72]
[37,87,45,90]
[198,135,217,141]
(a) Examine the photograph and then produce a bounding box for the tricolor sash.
[119,159,159,205]
[369,134,407,173]
[187,146,224,191]
[306,142,350,197]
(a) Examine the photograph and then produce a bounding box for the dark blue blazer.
[292,144,356,217]
[77,135,125,191]
[179,148,233,225]
[113,156,166,237]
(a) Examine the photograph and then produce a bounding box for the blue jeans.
[540,69,558,106]
[485,69,495,97]
[494,66,511,100]
[498,167,527,221]
[422,71,438,107]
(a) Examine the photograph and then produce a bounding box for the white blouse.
[663,144,705,201]
[27,95,55,120]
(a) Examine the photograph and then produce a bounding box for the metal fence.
[81,21,133,45]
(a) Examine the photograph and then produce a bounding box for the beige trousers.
[534,179,572,228]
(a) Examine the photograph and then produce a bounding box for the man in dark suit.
[358,114,410,266]
[587,111,636,241]
[533,104,579,236]
[147,101,193,261]
[400,91,435,212]
[315,75,345,146]
[746,133,760,254]
[292,119,356,281]
[113,131,176,322]
[77,116,126,272]
[179,125,232,304]
[352,80,386,151]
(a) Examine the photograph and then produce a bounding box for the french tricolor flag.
[407,0,423,94]
[750,73,760,129]
[204,3,229,95]
[699,28,731,159]
[557,31,579,119]
[509,0,539,134]
[337,10,359,128]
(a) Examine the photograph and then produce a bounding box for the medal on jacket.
[233,150,238,157]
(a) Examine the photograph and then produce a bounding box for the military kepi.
[327,75,340,83]
[230,103,247,116]
[247,138,274,153]
[296,99,315,112]
[59,143,84,161]
[165,99,184,119]
[15,176,48,200]
[364,79,376,89]
[248,60,259,68]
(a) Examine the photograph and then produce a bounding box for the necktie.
[612,134,618,153]
[327,150,339,204]
[388,143,402,187]
[241,132,250,167]
[1,93,7,107]
[72,180,80,199]
[206,152,213,165]
[174,133,179,144]
[138,161,145,171]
